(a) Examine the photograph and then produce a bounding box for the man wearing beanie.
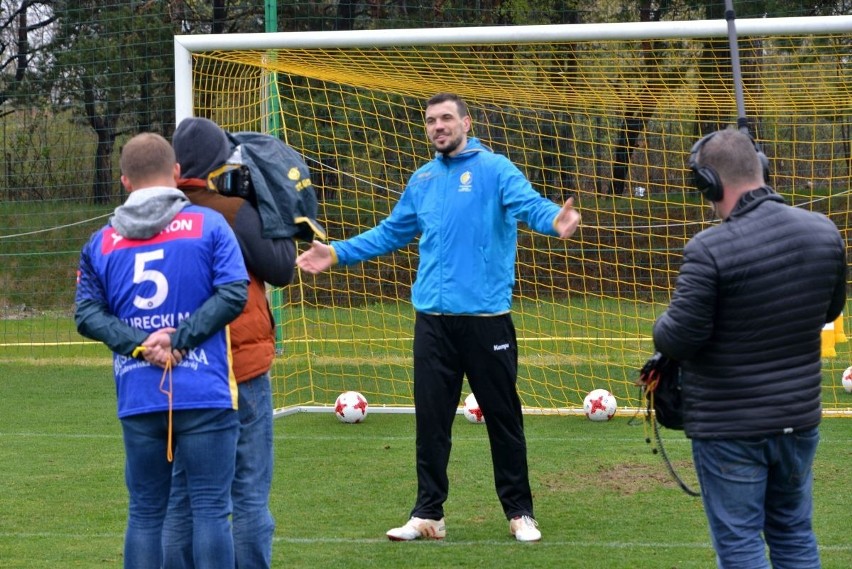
[163,117,296,569]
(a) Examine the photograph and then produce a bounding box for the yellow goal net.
[174,15,852,416]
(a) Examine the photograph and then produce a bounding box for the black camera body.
[215,164,256,205]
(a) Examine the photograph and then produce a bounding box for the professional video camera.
[207,131,326,242]
[209,145,256,205]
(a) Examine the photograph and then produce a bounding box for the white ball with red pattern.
[842,366,852,393]
[583,388,617,421]
[335,391,368,423]
[462,393,485,424]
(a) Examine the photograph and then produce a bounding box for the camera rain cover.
[226,131,326,242]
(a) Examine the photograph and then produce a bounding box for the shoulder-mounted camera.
[206,145,256,204]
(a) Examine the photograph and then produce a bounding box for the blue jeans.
[121,408,239,569]
[691,427,821,569]
[163,373,276,569]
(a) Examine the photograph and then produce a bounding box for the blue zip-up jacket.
[333,137,562,315]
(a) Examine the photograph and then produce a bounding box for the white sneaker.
[386,517,446,541]
[509,515,541,542]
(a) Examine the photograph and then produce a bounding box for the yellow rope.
[159,358,174,462]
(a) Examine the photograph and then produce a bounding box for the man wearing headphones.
[652,127,846,568]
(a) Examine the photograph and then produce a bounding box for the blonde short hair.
[120,133,176,185]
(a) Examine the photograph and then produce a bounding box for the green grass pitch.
[0,360,849,568]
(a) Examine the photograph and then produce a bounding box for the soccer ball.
[842,366,852,394]
[335,391,368,423]
[583,388,617,422]
[462,393,485,424]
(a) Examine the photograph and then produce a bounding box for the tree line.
[0,0,844,203]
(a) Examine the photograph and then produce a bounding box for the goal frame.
[173,15,852,418]
[174,15,852,124]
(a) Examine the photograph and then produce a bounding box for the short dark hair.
[426,92,469,118]
[699,128,764,187]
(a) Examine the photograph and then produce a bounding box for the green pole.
[264,0,281,136]
[265,0,286,353]
[264,0,277,34]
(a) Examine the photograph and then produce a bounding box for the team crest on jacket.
[459,171,472,192]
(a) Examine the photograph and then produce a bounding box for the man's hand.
[141,327,182,368]
[555,197,581,239]
[296,240,335,274]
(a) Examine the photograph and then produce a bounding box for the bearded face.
[425,100,471,157]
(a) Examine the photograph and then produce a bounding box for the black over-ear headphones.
[688,130,770,202]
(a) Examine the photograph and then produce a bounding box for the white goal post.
[174,15,852,124]
[172,15,852,418]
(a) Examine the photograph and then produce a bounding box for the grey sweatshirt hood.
[110,187,190,240]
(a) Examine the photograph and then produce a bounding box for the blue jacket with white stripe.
[332,137,562,315]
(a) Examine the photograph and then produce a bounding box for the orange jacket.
[179,180,296,383]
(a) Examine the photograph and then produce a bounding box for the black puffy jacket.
[653,189,847,439]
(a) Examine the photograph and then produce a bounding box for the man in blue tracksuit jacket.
[297,92,581,543]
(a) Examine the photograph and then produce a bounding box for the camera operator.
[163,117,296,569]
[654,127,846,568]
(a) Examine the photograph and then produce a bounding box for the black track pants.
[409,312,534,521]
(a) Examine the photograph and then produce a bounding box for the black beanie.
[173,117,232,179]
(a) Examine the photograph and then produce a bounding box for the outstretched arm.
[296,240,336,274]
[554,197,581,239]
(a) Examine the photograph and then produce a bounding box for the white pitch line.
[1,532,849,552]
[0,431,692,444]
[3,431,848,445]
[275,536,716,548]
